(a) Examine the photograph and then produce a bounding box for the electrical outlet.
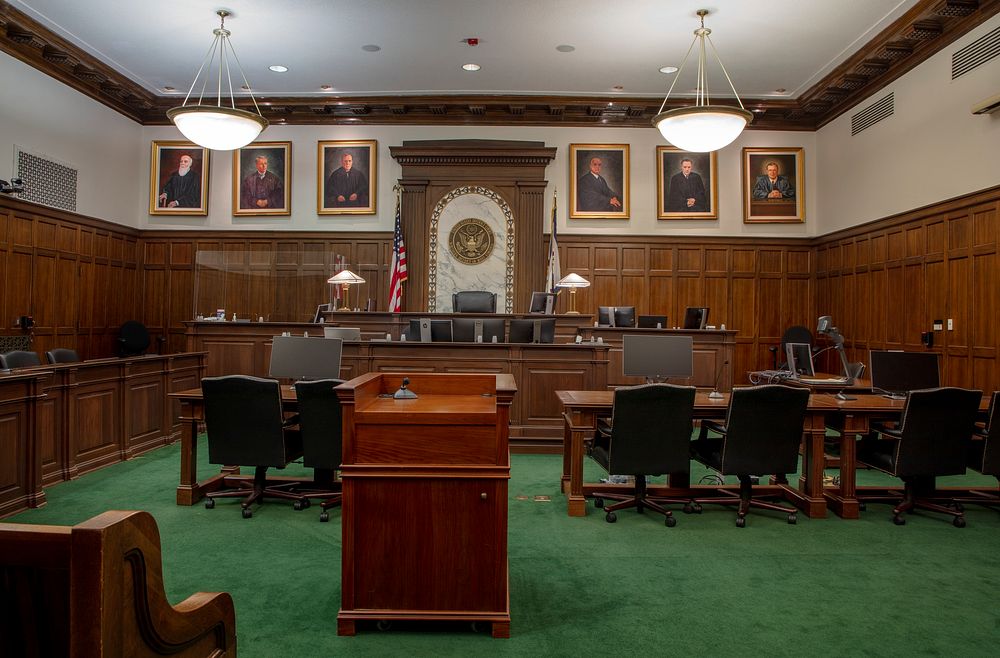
[947,318,954,331]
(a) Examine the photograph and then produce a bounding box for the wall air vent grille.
[14,147,78,211]
[851,93,894,136]
[952,25,1000,79]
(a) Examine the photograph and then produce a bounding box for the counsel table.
[556,389,941,520]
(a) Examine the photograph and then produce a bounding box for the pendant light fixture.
[651,9,753,153]
[166,10,268,151]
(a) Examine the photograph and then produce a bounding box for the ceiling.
[1,0,997,128]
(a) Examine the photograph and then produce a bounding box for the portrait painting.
[317,140,377,215]
[232,141,291,216]
[149,141,209,216]
[742,147,805,223]
[569,143,629,219]
[656,147,718,220]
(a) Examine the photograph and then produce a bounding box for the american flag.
[544,190,561,293]
[388,197,407,312]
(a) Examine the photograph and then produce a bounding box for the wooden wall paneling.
[972,250,997,390]
[123,362,166,456]
[516,182,547,312]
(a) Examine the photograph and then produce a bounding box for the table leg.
[791,412,828,518]
[566,410,593,517]
[175,399,232,505]
[824,413,862,519]
[561,412,572,495]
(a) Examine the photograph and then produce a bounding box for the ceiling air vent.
[851,93,894,136]
[952,25,1000,79]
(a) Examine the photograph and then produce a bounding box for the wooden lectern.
[335,372,516,638]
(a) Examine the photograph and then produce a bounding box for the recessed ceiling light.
[241,85,251,90]
[362,44,381,52]
[659,66,678,74]
[269,65,288,73]
[163,86,175,92]
[556,44,575,53]
[775,88,786,93]
[462,63,481,72]
[320,84,333,91]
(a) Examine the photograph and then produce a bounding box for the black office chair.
[117,320,151,357]
[0,350,42,369]
[769,325,813,370]
[452,291,497,313]
[201,375,304,518]
[690,385,810,527]
[292,379,345,522]
[45,348,80,364]
[958,391,999,509]
[856,387,982,527]
[589,384,696,526]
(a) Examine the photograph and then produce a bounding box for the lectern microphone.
[708,360,728,399]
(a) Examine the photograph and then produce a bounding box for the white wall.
[816,12,1000,234]
[0,52,144,227]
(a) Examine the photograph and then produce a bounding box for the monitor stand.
[880,392,906,400]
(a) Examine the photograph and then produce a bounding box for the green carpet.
[9,441,1000,657]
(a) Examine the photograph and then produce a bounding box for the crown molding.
[1,0,997,131]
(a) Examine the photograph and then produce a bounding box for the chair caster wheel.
[376,620,392,632]
[953,516,966,528]
[242,508,253,519]
[319,511,330,523]
[787,513,797,525]
[204,498,215,509]
[735,516,746,528]
[693,503,702,514]
[293,500,304,511]
[594,497,604,509]
[951,502,964,512]
[683,503,693,514]
[892,514,905,525]
[605,511,617,523]
[665,515,676,528]
[858,502,867,512]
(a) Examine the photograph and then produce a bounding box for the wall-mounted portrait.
[742,147,805,223]
[656,147,718,220]
[569,143,629,219]
[232,141,290,216]
[317,140,377,215]
[149,141,209,216]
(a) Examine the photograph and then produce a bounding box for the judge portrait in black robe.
[158,154,201,208]
[240,155,284,210]
[325,153,369,207]
[666,158,708,212]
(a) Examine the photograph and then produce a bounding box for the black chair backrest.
[607,384,696,476]
[452,291,497,313]
[202,375,289,467]
[0,350,42,369]
[894,387,983,477]
[118,321,151,356]
[979,391,999,476]
[637,315,667,329]
[508,318,555,344]
[293,379,345,469]
[721,385,810,475]
[46,348,80,364]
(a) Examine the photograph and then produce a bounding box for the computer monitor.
[622,335,694,380]
[312,303,332,324]
[683,307,709,330]
[323,326,361,341]
[637,315,667,329]
[528,291,557,314]
[268,335,343,381]
[407,318,453,342]
[452,317,506,343]
[508,318,556,344]
[785,342,815,378]
[869,350,940,398]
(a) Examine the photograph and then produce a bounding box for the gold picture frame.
[149,141,209,216]
[232,141,291,216]
[317,140,377,215]
[656,147,718,220]
[569,143,629,219]
[742,147,805,223]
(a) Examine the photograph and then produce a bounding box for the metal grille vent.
[952,25,1000,79]
[851,93,894,136]
[14,147,78,211]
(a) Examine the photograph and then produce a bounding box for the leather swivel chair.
[292,379,345,522]
[0,350,42,369]
[690,385,810,527]
[46,348,80,364]
[201,375,304,518]
[452,291,497,313]
[856,387,982,527]
[117,321,151,357]
[589,384,696,526]
[958,391,999,509]
[769,325,813,370]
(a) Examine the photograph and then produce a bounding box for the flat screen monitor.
[785,342,815,378]
[869,350,940,397]
[269,335,343,381]
[452,317,505,343]
[637,315,667,329]
[407,318,453,342]
[622,335,693,380]
[508,318,555,344]
[312,303,332,324]
[323,326,361,341]
[683,307,709,330]
[528,291,557,314]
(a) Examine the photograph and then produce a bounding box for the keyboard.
[798,377,848,384]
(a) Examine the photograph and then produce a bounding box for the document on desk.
[798,377,847,384]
